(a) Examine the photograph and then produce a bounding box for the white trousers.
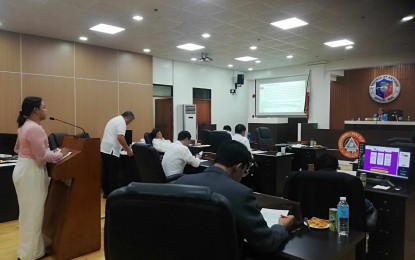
[13,157,49,260]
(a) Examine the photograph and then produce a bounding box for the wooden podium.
[43,137,101,260]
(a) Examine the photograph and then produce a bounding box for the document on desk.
[260,208,289,227]
[251,150,268,154]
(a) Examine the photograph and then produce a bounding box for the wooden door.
[155,98,173,141]
[193,99,211,140]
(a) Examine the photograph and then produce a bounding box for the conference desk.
[254,192,365,260]
[344,120,415,131]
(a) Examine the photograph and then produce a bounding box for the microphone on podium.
[49,117,89,138]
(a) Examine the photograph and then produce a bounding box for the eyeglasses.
[243,162,254,177]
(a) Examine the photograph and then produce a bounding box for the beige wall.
[0,30,152,141]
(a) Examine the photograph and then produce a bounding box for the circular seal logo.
[338,131,366,159]
[369,74,400,103]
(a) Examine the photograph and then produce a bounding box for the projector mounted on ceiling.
[199,52,213,62]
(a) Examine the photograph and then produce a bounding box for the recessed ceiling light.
[191,57,197,61]
[177,43,205,51]
[133,15,143,21]
[324,39,354,47]
[402,15,414,22]
[250,46,257,50]
[79,36,88,41]
[287,55,293,59]
[202,33,210,38]
[227,64,234,68]
[143,48,151,53]
[270,17,308,30]
[248,68,253,71]
[89,23,125,34]
[235,56,257,62]
[255,60,261,63]
[345,45,353,50]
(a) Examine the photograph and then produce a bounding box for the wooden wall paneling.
[119,83,153,141]
[75,44,117,81]
[118,51,152,84]
[22,75,75,135]
[0,73,21,133]
[21,35,74,77]
[0,31,20,72]
[330,64,415,129]
[76,79,118,139]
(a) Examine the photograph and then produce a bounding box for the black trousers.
[101,152,120,197]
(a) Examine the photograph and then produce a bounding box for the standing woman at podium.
[13,96,69,260]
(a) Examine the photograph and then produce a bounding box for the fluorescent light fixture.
[177,43,205,51]
[248,68,253,71]
[143,48,151,53]
[324,39,354,47]
[89,23,125,34]
[255,60,261,63]
[345,45,353,50]
[250,46,257,50]
[235,56,257,62]
[191,57,197,61]
[133,15,143,21]
[270,17,308,30]
[79,36,88,41]
[227,64,234,68]
[286,55,293,59]
[402,15,414,22]
[202,33,210,38]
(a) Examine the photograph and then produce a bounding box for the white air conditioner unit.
[177,104,197,140]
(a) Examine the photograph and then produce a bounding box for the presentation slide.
[255,75,308,117]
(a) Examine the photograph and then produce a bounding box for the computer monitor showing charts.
[357,142,411,180]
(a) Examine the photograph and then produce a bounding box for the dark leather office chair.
[104,182,238,260]
[200,129,212,145]
[143,132,153,145]
[255,127,275,151]
[283,170,372,233]
[131,143,182,183]
[210,130,232,153]
[48,132,69,150]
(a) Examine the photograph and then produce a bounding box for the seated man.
[223,125,232,136]
[233,124,251,153]
[162,130,201,176]
[314,153,374,214]
[176,140,294,257]
[150,128,172,153]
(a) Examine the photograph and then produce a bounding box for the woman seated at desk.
[374,108,388,121]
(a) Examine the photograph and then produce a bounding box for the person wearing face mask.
[13,96,70,260]
[176,140,294,258]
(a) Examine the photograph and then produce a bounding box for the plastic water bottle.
[337,197,349,236]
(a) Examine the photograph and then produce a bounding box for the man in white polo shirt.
[162,130,201,176]
[233,124,252,153]
[100,111,134,198]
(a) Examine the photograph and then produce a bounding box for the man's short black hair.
[178,130,191,141]
[215,140,253,167]
[235,124,246,134]
[150,128,160,139]
[314,153,339,171]
[223,125,231,131]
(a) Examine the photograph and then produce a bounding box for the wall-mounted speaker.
[237,74,244,85]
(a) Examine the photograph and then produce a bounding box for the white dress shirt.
[152,138,172,153]
[100,115,126,158]
[162,141,200,176]
[233,133,251,152]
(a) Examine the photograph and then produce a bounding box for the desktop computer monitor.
[357,142,412,181]
[125,130,132,145]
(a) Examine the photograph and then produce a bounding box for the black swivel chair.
[143,132,153,145]
[131,143,182,183]
[210,131,232,153]
[104,182,238,260]
[255,127,275,151]
[48,132,70,150]
[283,170,376,233]
[200,129,212,145]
